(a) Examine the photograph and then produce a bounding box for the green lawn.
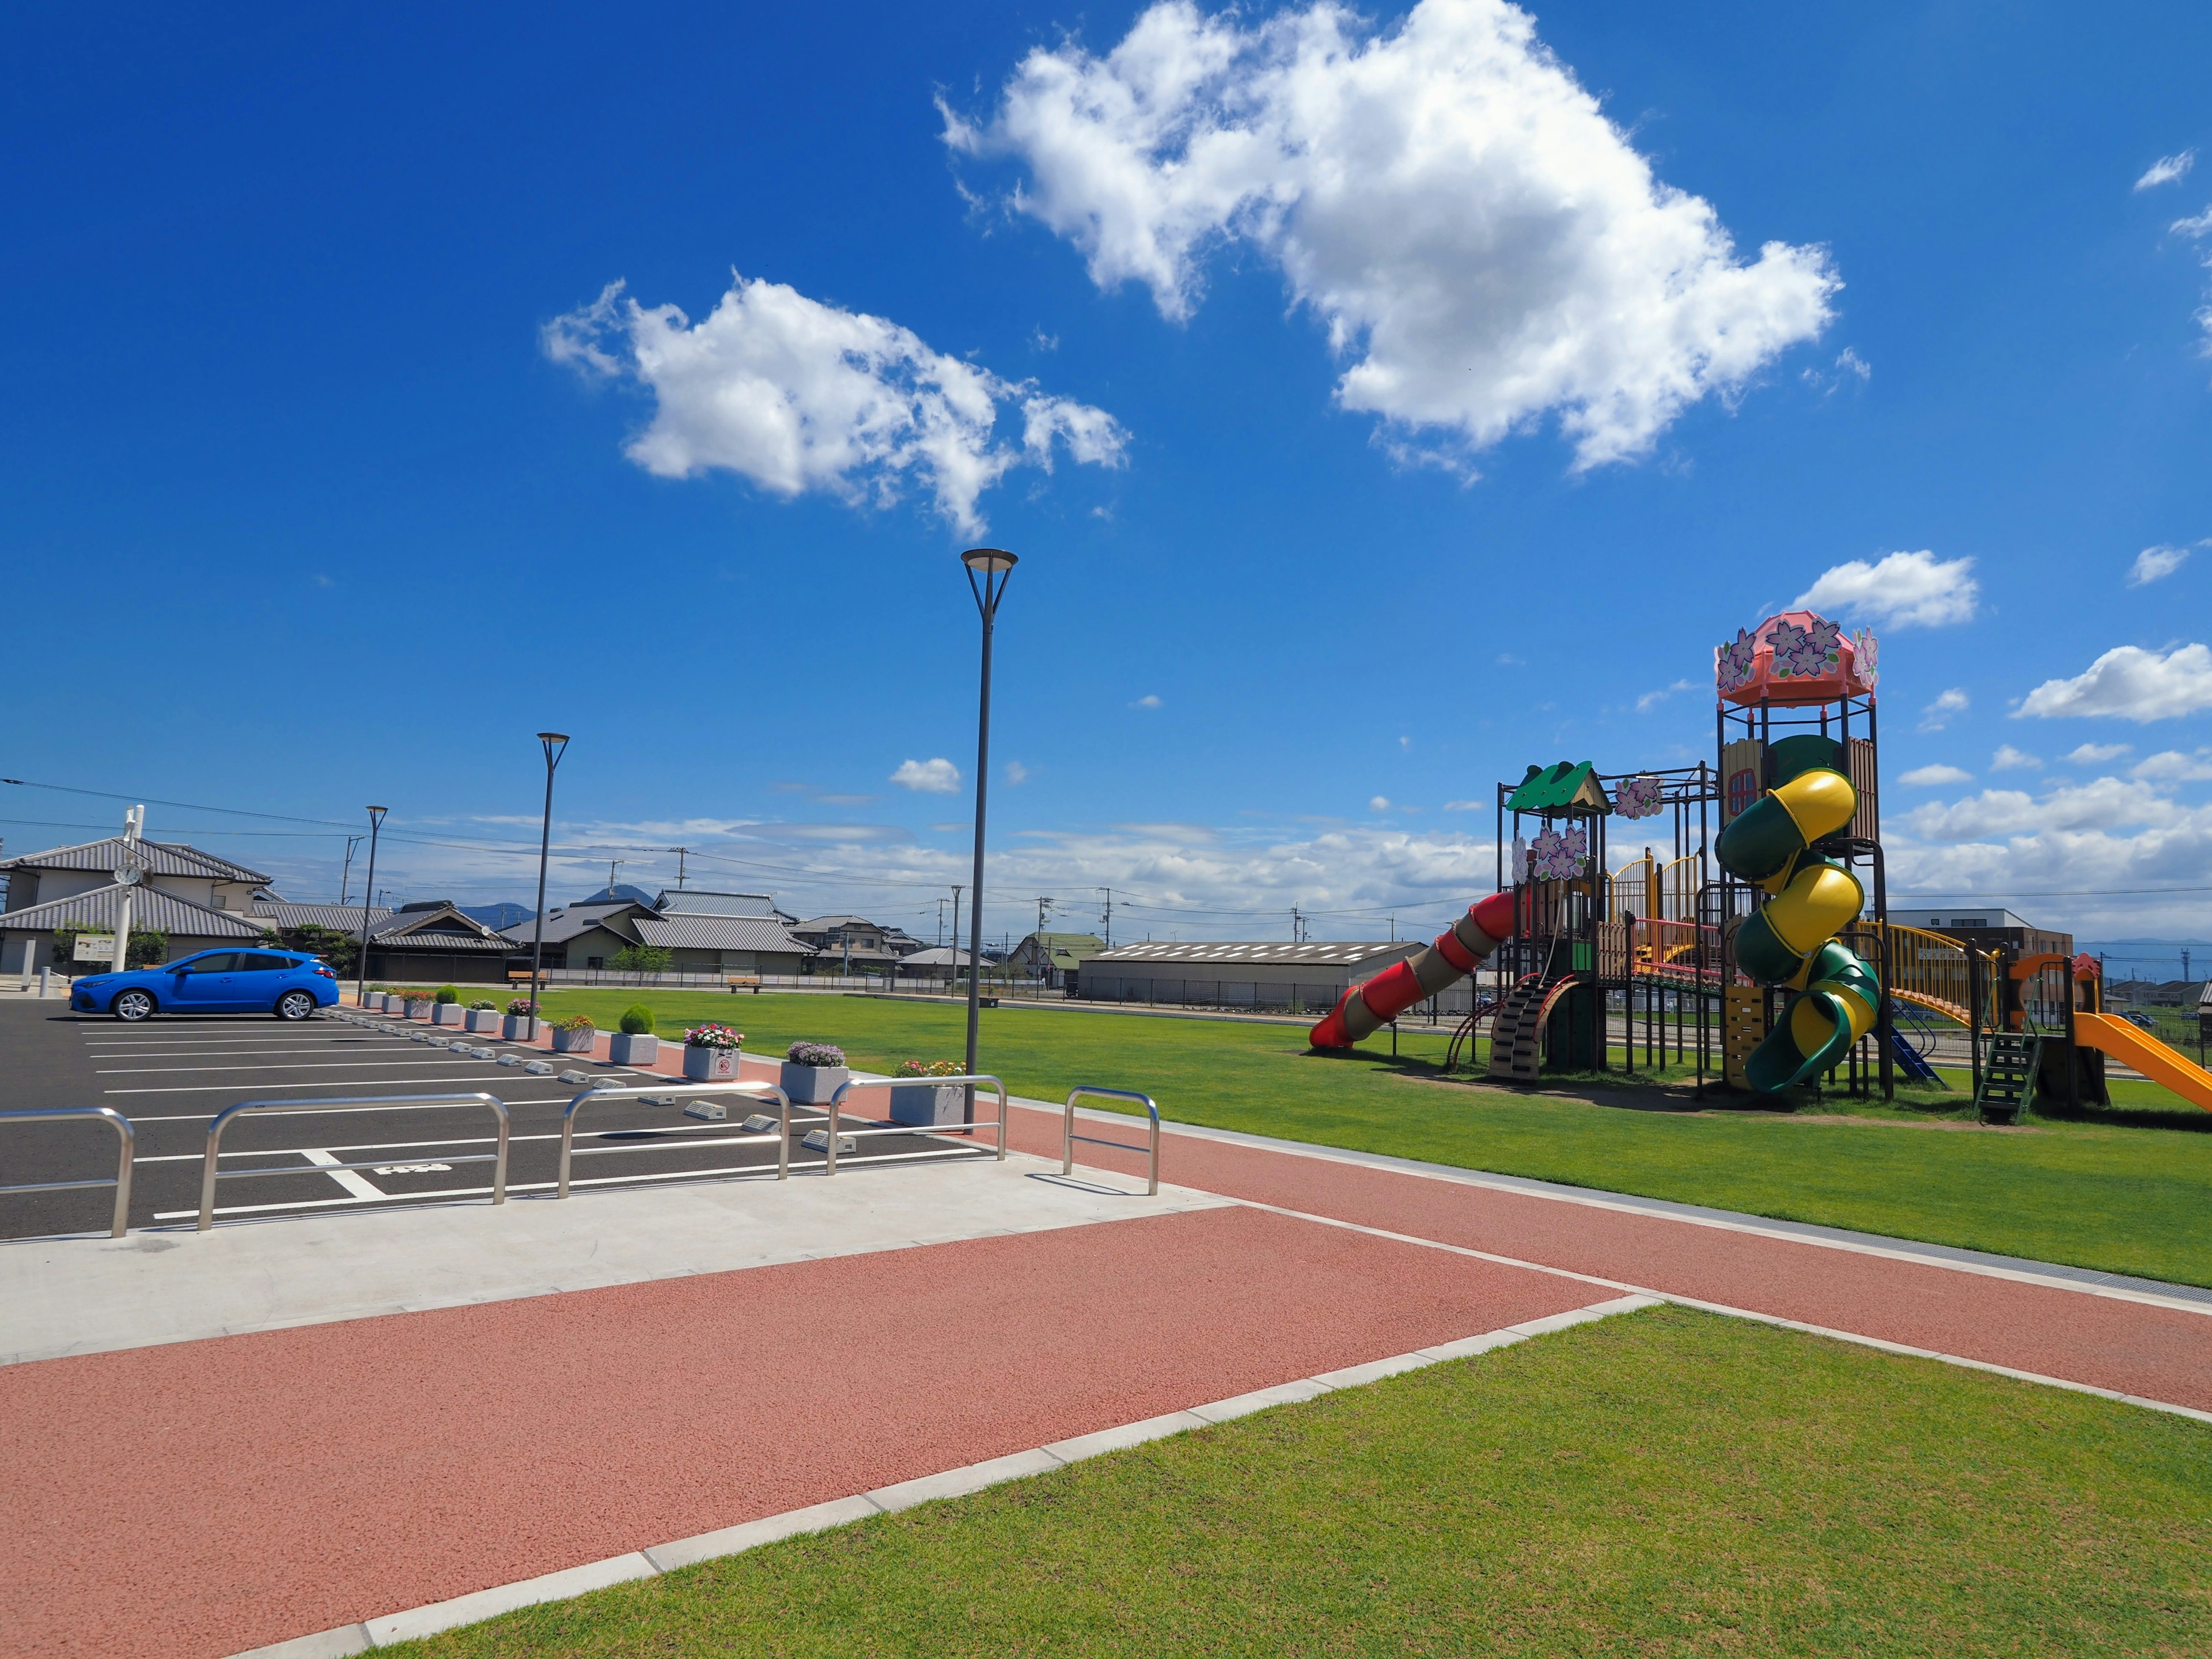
[383,1306,2212,1658]
[512,989,2212,1287]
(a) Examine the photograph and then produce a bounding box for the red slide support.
[1308,892,1518,1049]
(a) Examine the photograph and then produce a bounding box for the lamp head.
[960,548,1017,575]
[537,732,570,744]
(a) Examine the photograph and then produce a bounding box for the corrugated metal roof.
[634,914,817,954]
[1082,940,1415,969]
[0,837,271,884]
[0,882,274,939]
[655,891,781,917]
[255,902,394,932]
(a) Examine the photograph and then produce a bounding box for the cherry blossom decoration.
[1714,628,1758,695]
[1529,825,1589,881]
[1615,774,1664,820]
[1768,615,1842,682]
[1850,628,1878,691]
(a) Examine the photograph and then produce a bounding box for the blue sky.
[3,0,2210,949]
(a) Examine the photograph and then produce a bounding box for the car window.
[241,953,293,972]
[183,953,240,974]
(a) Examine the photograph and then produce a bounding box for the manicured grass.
[523,989,2212,1287]
[383,1306,2212,1658]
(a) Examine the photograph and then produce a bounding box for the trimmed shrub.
[619,1004,655,1035]
[434,985,460,1005]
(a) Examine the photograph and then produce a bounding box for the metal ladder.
[1975,1031,2041,1124]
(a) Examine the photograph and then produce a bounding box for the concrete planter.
[503,1014,537,1040]
[683,1044,740,1081]
[404,998,435,1020]
[888,1081,967,1127]
[363,993,387,1010]
[779,1062,850,1104]
[431,1003,465,1026]
[551,1025,598,1055]
[608,1032,659,1065]
[464,1009,499,1033]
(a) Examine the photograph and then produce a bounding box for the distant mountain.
[460,903,535,931]
[574,885,660,907]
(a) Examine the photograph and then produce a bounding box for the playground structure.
[1311,605,2212,1115]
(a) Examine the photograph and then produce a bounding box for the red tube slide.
[1308,891,1517,1049]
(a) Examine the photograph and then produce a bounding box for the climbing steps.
[1975,1032,2041,1124]
[1487,974,1561,1082]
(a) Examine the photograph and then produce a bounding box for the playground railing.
[1061,1087,1161,1196]
[199,1092,509,1232]
[822,1075,1007,1175]
[0,1106,135,1238]
[558,1082,792,1197]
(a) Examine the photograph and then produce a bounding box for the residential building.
[654,889,800,926]
[362,900,520,984]
[498,901,656,972]
[1009,931,1106,989]
[1,838,276,973]
[630,912,817,977]
[791,914,908,974]
[1074,940,1429,1010]
[1889,908,2074,962]
[895,946,977,982]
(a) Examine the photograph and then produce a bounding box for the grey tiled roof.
[497,903,647,948]
[256,902,394,932]
[371,903,515,951]
[0,837,271,884]
[0,883,273,940]
[654,891,781,918]
[633,914,818,955]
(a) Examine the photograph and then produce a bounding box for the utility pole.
[950,884,964,993]
[1097,887,1112,949]
[672,847,689,890]
[339,834,363,907]
[109,805,146,974]
[605,857,625,896]
[1036,895,1053,939]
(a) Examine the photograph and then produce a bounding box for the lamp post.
[354,806,387,1006]
[109,805,145,977]
[527,733,570,1036]
[960,548,1016,1118]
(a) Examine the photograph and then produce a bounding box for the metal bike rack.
[0,1106,137,1238]
[1062,1087,1161,1196]
[558,1082,792,1197]
[199,1092,511,1232]
[823,1074,1008,1175]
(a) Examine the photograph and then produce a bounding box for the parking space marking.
[81,1046,417,1058]
[96,1059,494,1074]
[300,1148,387,1202]
[116,1099,584,1124]
[107,1075,517,1094]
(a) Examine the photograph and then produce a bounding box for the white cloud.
[1902,777,2187,840]
[1004,762,1031,785]
[1990,744,2041,772]
[2017,643,2212,722]
[1442,800,1483,811]
[1369,796,1392,812]
[2065,743,2132,765]
[891,758,962,794]
[2136,151,2197,191]
[2128,544,2192,587]
[1397,735,1412,750]
[1899,764,1973,787]
[2134,748,2212,782]
[1635,679,1695,713]
[2177,205,2212,238]
[1794,550,1979,628]
[1131,694,1163,709]
[1919,688,1969,732]
[945,0,1836,472]
[545,276,1125,536]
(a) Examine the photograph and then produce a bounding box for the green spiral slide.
[1716,735,1881,1092]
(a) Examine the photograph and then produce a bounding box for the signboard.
[72,933,117,964]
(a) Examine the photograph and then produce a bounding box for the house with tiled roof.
[0,837,276,974]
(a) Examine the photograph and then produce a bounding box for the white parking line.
[82,1046,415,1058]
[107,1075,515,1095]
[96,1059,493,1075]
[300,1147,387,1202]
[115,1099,584,1124]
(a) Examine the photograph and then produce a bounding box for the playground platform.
[5,1095,2211,1659]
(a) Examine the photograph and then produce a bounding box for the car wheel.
[275,990,316,1022]
[112,989,156,1022]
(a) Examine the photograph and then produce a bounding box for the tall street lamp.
[527,733,570,1035]
[354,806,387,1007]
[960,547,1016,1115]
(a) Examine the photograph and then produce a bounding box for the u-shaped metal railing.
[199,1092,510,1232]
[823,1074,1007,1174]
[558,1082,792,1196]
[0,1106,136,1238]
[1062,1088,1161,1196]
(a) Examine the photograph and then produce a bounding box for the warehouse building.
[1075,939,1459,1013]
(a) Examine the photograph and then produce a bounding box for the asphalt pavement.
[0,998,986,1240]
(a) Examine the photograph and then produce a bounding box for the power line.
[1,777,357,828]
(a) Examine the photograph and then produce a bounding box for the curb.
[226,1293,1658,1657]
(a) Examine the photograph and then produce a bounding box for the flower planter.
[551,1026,598,1055]
[404,998,435,1020]
[431,1003,465,1026]
[683,1044,740,1081]
[362,993,385,1010]
[465,1009,499,1033]
[503,1014,537,1040]
[778,1062,850,1104]
[608,1032,659,1065]
[888,1081,968,1127]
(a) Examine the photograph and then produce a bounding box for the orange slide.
[2074,1013,2212,1112]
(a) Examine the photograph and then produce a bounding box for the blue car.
[72,949,342,1022]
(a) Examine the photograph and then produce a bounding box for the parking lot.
[0,997,995,1240]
